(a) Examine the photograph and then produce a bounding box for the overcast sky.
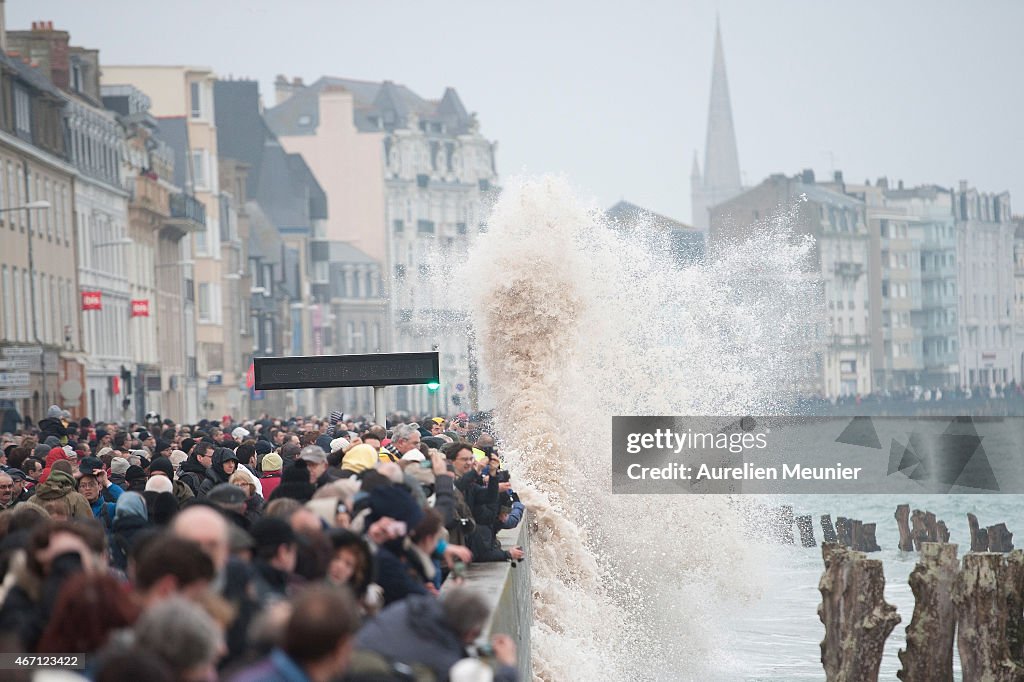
[10,0,1023,223]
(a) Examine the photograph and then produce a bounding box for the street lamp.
[2,196,53,413]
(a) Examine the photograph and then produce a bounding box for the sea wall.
[444,511,532,680]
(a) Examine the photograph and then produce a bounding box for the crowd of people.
[0,406,527,681]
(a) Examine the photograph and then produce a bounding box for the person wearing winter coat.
[355,587,519,682]
[37,447,70,485]
[109,492,151,571]
[25,469,92,519]
[76,471,122,532]
[198,447,239,497]
[36,405,68,445]
[176,444,212,496]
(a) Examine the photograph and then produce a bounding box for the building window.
[191,150,207,190]
[393,219,404,234]
[1,266,9,340]
[14,86,31,139]
[366,273,373,298]
[394,264,406,281]
[198,283,210,322]
[417,220,434,234]
[456,222,467,235]
[346,321,355,351]
[190,82,202,118]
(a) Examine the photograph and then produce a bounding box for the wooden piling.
[859,523,881,553]
[796,515,816,548]
[968,513,987,552]
[836,517,851,547]
[896,504,914,551]
[821,514,837,543]
[987,523,1014,553]
[897,542,958,682]
[819,543,900,682]
[775,505,795,545]
[953,551,1024,681]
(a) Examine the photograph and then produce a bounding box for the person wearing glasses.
[0,472,15,510]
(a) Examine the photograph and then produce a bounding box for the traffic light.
[426,381,440,392]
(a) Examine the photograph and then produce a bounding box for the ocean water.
[459,176,1015,681]
[726,494,1024,682]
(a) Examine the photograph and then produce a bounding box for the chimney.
[877,177,888,190]
[898,180,904,190]
[801,168,815,184]
[833,170,843,184]
[292,76,303,86]
[959,180,968,191]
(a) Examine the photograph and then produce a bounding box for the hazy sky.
[10,0,1023,223]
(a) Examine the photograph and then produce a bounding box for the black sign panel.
[254,352,439,390]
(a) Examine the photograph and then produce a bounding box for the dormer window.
[298,114,312,126]
[71,62,83,92]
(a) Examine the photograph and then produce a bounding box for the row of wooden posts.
[819,543,1024,681]
[754,503,1021,681]
[758,503,1016,554]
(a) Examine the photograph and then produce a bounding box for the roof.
[152,116,190,188]
[606,200,696,232]
[246,201,283,265]
[797,182,864,209]
[214,79,327,231]
[214,80,269,192]
[606,200,704,265]
[0,52,64,98]
[326,241,377,265]
[265,76,473,137]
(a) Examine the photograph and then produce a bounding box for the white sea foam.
[460,175,822,680]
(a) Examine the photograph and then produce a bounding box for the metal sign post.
[253,352,440,426]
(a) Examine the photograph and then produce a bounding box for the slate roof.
[246,200,283,265]
[265,76,472,137]
[0,52,64,98]
[606,200,705,265]
[213,79,326,232]
[152,116,190,189]
[326,241,377,265]
[607,200,696,231]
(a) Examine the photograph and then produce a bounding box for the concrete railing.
[443,510,532,680]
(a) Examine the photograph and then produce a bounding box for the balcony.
[132,174,167,215]
[833,262,865,279]
[831,334,870,349]
[165,193,206,237]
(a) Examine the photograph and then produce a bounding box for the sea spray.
[460,175,823,680]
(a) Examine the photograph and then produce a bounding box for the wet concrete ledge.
[443,510,532,680]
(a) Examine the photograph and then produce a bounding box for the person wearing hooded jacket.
[198,447,238,498]
[25,469,92,519]
[37,447,70,486]
[176,445,211,496]
[110,491,151,571]
[36,405,68,445]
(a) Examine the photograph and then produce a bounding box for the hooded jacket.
[37,447,69,485]
[355,595,517,682]
[36,417,67,445]
[110,492,151,571]
[25,470,92,519]
[177,452,208,496]
[199,448,237,497]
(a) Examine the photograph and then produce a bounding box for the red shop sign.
[81,291,103,310]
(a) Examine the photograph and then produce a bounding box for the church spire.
[692,17,743,230]
[703,17,741,195]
